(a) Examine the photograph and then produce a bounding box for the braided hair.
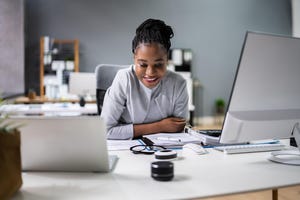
[132,19,174,54]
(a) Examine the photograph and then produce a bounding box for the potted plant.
[215,98,225,114]
[0,98,23,199]
[27,88,36,100]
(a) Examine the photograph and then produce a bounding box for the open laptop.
[10,116,117,172]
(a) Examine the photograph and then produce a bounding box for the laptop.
[10,116,117,172]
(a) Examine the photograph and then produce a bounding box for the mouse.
[182,143,208,155]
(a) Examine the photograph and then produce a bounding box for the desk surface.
[0,103,97,116]
[14,96,96,104]
[12,146,300,200]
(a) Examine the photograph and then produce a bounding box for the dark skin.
[132,42,186,138]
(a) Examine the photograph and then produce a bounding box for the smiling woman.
[134,43,167,89]
[101,19,189,140]
[132,19,172,89]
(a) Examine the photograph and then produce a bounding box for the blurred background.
[1,0,299,121]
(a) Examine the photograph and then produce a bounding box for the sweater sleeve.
[173,78,189,119]
[100,70,134,140]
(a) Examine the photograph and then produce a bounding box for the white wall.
[0,0,24,97]
[292,0,300,37]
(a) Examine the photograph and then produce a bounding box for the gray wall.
[0,0,24,97]
[25,0,292,116]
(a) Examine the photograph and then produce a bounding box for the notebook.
[10,116,117,172]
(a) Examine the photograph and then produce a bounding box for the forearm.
[133,121,162,138]
[133,117,186,138]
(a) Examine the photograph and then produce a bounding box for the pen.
[157,137,182,142]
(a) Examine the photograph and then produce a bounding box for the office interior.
[1,0,298,120]
[1,0,300,200]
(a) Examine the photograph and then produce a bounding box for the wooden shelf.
[40,37,79,97]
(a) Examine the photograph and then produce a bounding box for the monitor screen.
[69,72,96,96]
[219,32,300,144]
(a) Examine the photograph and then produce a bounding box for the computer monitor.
[69,72,96,96]
[219,32,300,148]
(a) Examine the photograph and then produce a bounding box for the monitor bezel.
[219,31,300,144]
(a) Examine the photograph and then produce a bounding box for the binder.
[142,133,203,148]
[185,127,220,145]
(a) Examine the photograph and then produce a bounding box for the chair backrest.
[95,64,128,115]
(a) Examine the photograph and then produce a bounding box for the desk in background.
[11,144,300,200]
[14,96,96,104]
[0,103,97,116]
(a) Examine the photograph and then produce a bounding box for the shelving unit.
[39,37,79,98]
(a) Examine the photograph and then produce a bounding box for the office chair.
[95,64,128,115]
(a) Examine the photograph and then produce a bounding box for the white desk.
[11,147,300,200]
[0,103,97,116]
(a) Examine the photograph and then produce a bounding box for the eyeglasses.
[130,145,166,155]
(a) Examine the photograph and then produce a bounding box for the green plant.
[215,98,225,114]
[215,98,225,108]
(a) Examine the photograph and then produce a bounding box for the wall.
[0,0,24,97]
[25,0,292,116]
[292,0,300,37]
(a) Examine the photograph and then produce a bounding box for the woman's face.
[134,43,168,89]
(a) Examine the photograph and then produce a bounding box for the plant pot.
[28,90,36,100]
[0,130,22,200]
[216,106,225,114]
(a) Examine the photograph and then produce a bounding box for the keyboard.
[214,143,286,154]
[197,130,222,137]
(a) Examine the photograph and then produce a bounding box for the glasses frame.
[130,145,167,155]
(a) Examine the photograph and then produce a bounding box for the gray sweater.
[101,65,188,139]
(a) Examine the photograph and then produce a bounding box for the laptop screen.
[9,116,115,172]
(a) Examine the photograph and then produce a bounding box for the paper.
[107,139,142,151]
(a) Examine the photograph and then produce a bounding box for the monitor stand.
[268,122,300,165]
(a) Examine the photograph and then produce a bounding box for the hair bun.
[132,18,174,53]
[136,19,173,39]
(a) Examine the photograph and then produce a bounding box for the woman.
[101,19,189,139]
